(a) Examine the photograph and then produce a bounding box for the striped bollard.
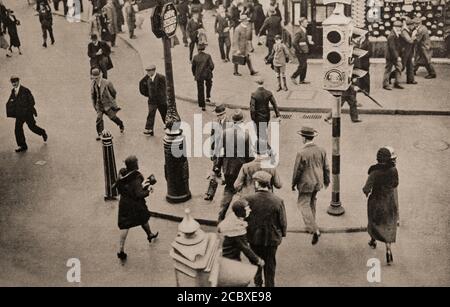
[101,130,118,201]
[327,94,345,216]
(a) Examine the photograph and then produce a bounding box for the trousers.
[196,79,212,108]
[96,108,123,135]
[297,191,319,233]
[250,245,278,287]
[15,116,46,148]
[291,53,308,82]
[145,102,167,131]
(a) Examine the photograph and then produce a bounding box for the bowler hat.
[232,109,244,122]
[91,68,101,77]
[252,170,272,184]
[297,126,318,138]
[214,104,226,116]
[393,20,403,27]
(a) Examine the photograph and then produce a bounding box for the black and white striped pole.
[101,130,118,201]
[327,93,345,216]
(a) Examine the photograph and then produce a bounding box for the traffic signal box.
[322,2,368,93]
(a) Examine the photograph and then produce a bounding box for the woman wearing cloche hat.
[362,146,399,265]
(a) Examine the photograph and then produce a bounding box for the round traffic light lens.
[327,31,342,44]
[327,51,342,64]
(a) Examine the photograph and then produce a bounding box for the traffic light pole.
[327,93,345,216]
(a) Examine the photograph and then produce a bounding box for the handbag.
[232,54,247,65]
[6,99,16,118]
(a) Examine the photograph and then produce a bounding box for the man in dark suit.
[7,76,47,152]
[87,34,113,79]
[258,7,282,61]
[139,64,167,136]
[250,78,280,141]
[192,43,214,111]
[245,170,287,287]
[292,126,330,245]
[383,21,404,90]
[214,5,231,62]
[215,109,254,221]
[38,1,55,48]
[291,17,310,85]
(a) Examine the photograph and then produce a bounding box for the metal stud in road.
[101,130,118,201]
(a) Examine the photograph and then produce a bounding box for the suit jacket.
[192,51,214,81]
[258,15,282,39]
[250,87,280,122]
[385,31,401,62]
[7,86,37,119]
[91,78,118,112]
[293,27,309,55]
[214,14,231,37]
[139,73,167,105]
[87,41,112,68]
[292,143,330,194]
[234,157,282,196]
[245,190,287,247]
[233,24,251,56]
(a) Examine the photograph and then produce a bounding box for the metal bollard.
[101,130,118,201]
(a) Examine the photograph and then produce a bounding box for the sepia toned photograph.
[0,0,449,288]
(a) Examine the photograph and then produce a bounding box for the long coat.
[91,78,118,112]
[191,51,214,81]
[363,163,399,243]
[245,190,287,247]
[102,2,119,35]
[7,86,37,119]
[233,24,251,56]
[115,169,151,230]
[87,40,113,70]
[252,3,265,35]
[3,10,20,47]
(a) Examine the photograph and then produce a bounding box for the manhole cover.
[413,140,449,152]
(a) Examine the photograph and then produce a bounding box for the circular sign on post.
[162,2,178,38]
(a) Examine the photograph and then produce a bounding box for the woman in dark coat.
[114,156,158,261]
[3,9,21,54]
[363,147,399,265]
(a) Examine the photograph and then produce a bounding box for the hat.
[252,170,272,184]
[297,126,318,138]
[10,75,19,82]
[376,147,393,163]
[91,68,101,77]
[405,18,414,25]
[232,109,244,122]
[145,64,156,71]
[393,20,403,28]
[198,43,207,51]
[275,34,282,40]
[239,14,249,22]
[413,17,422,24]
[214,104,226,116]
[90,34,98,40]
[231,199,249,218]
[255,77,264,85]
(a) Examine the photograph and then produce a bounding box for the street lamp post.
[152,0,191,203]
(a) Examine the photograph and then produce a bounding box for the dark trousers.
[110,33,116,47]
[196,79,212,108]
[179,23,188,45]
[383,61,401,87]
[15,116,46,148]
[96,108,123,135]
[218,181,236,222]
[265,37,275,60]
[218,35,231,60]
[189,38,198,61]
[41,25,54,44]
[404,54,415,83]
[234,55,255,74]
[145,102,167,131]
[292,53,308,82]
[250,245,278,287]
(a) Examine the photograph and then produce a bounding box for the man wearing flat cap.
[292,126,330,245]
[244,170,287,287]
[215,109,253,221]
[139,64,167,136]
[192,43,215,111]
[383,20,404,90]
[400,18,417,85]
[6,76,48,152]
[413,17,436,79]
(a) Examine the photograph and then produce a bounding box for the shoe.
[222,59,227,63]
[291,77,298,85]
[42,132,48,142]
[204,194,213,201]
[6,54,11,57]
[51,39,55,45]
[257,42,262,46]
[407,81,417,84]
[276,86,282,92]
[202,107,206,111]
[143,129,154,136]
[368,239,377,249]
[311,232,320,245]
[225,58,230,62]
[148,232,159,243]
[250,71,259,76]
[15,146,28,153]
[233,72,242,76]
[96,134,101,141]
[117,251,127,261]
[424,74,436,79]
[283,86,288,91]
[386,250,393,265]
[394,84,404,89]
[119,125,124,133]
[383,86,392,91]
[206,98,211,103]
[352,119,362,123]
[184,43,188,47]
[299,81,310,84]
[43,42,47,48]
